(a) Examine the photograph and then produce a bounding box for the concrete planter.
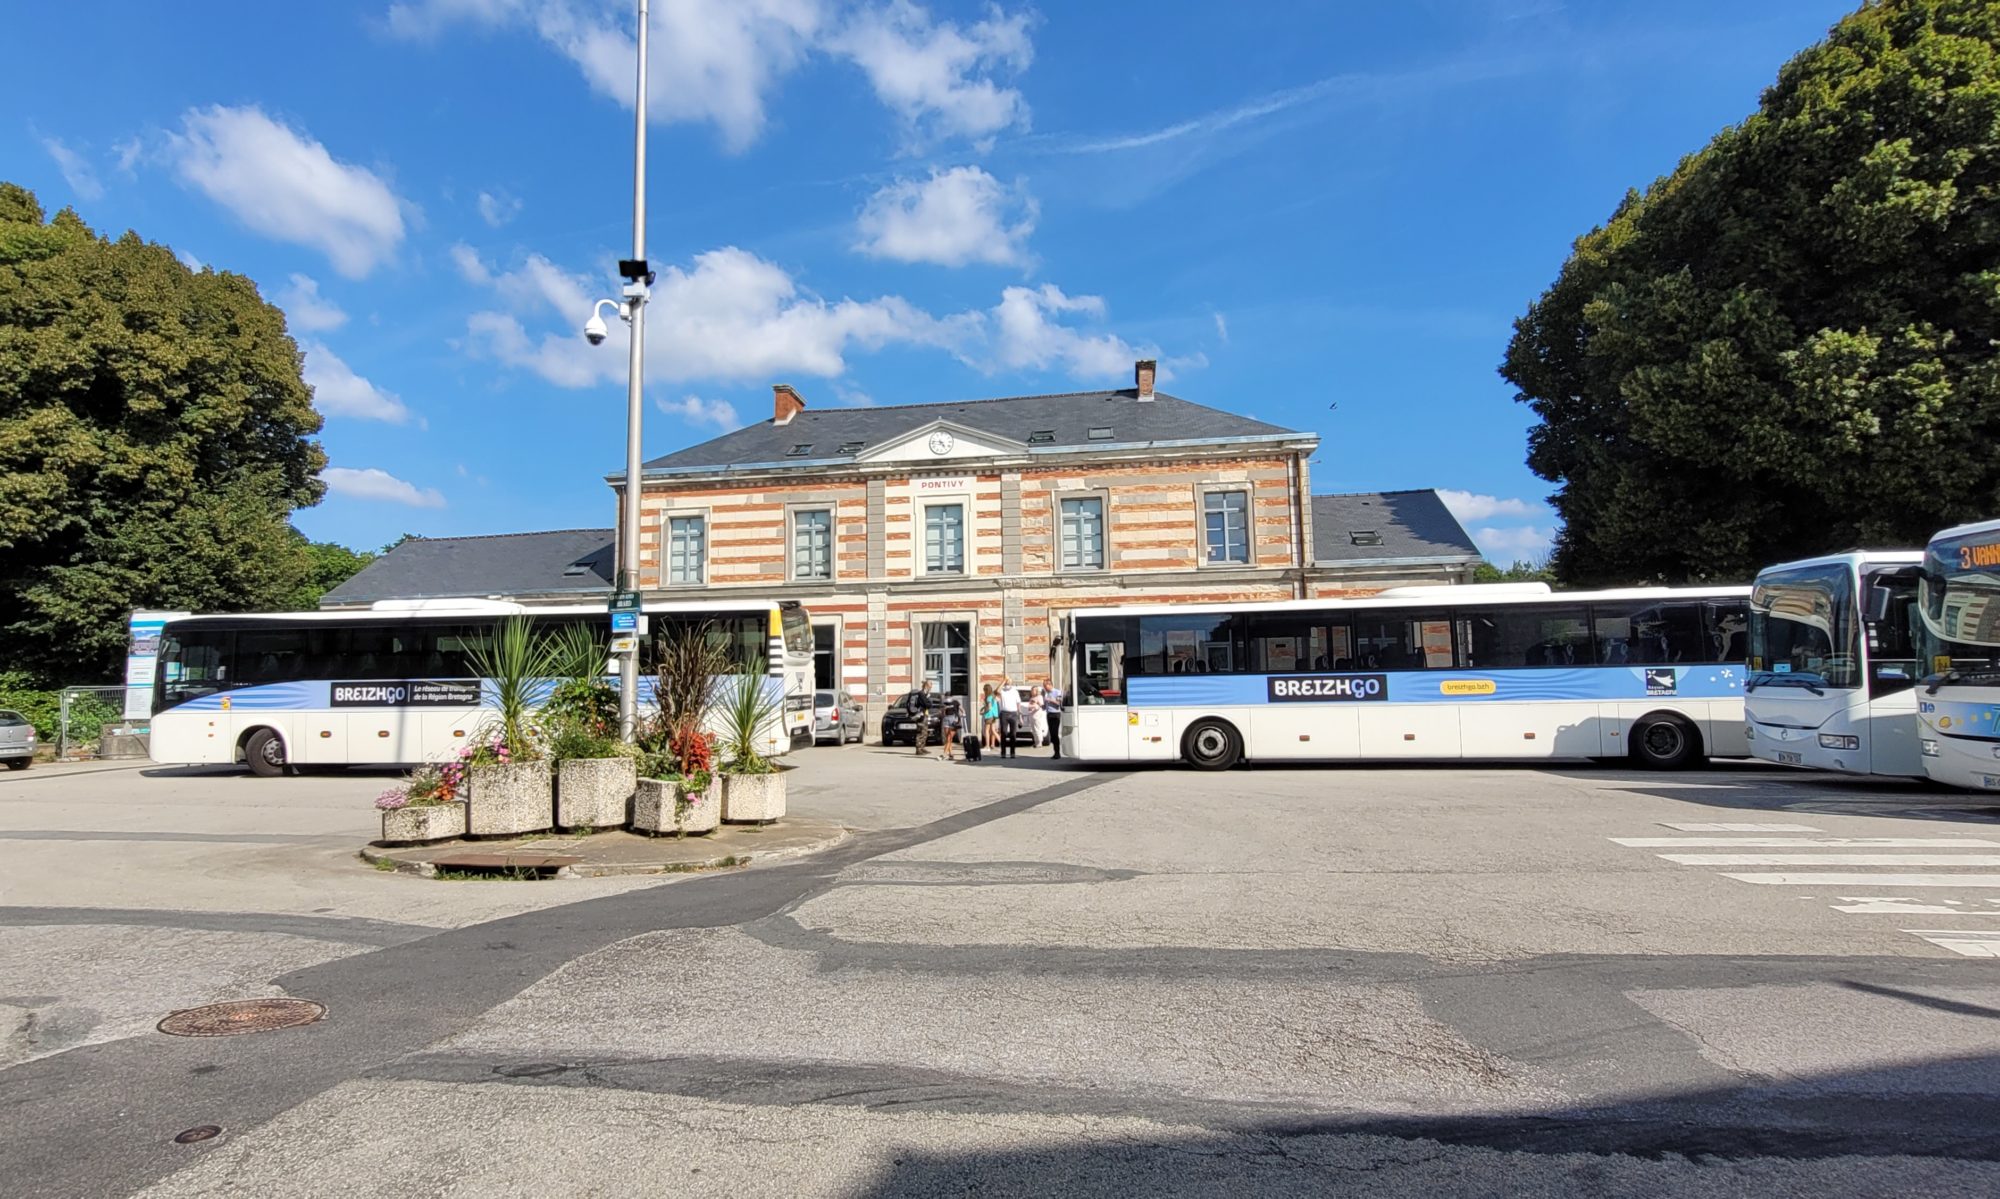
[557,757,636,830]
[632,776,721,836]
[380,801,466,844]
[467,759,553,836]
[721,766,788,824]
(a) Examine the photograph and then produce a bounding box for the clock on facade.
[927,431,956,455]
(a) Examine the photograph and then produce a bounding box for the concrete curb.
[356,824,851,880]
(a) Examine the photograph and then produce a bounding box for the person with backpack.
[910,680,936,757]
[940,697,963,761]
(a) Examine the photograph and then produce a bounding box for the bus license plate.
[1776,751,1804,765]
[1981,775,2000,790]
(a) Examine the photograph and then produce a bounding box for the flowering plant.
[375,765,454,812]
[374,785,410,812]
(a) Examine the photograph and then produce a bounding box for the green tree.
[1473,559,1555,584]
[289,535,377,609]
[1502,0,2000,585]
[0,183,326,682]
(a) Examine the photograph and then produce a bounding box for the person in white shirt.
[996,677,1021,759]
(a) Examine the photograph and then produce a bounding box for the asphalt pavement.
[4,746,1999,1196]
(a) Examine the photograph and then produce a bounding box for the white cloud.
[1472,524,1557,560]
[832,1,1033,148]
[655,394,741,430]
[277,273,349,333]
[983,283,1149,380]
[40,136,104,201]
[854,165,1035,267]
[389,0,821,153]
[302,342,413,424]
[168,105,408,278]
[476,188,522,227]
[1438,490,1543,523]
[321,466,445,508]
[831,380,876,407]
[449,242,492,285]
[1212,312,1229,343]
[463,244,970,387]
[174,248,204,272]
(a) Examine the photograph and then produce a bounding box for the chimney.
[772,383,805,426]
[1134,358,1157,401]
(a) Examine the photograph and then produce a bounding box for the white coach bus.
[143,598,814,776]
[1744,550,1927,778]
[1060,583,1750,770]
[1914,519,2000,790]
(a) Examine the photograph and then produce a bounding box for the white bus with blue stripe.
[1915,519,2000,791]
[1744,550,1927,778]
[143,598,813,776]
[1061,583,1750,770]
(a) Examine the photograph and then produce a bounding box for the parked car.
[879,690,927,746]
[813,689,865,745]
[0,709,36,770]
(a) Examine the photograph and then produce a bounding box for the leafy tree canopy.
[0,182,328,682]
[1502,0,2000,585]
[1472,559,1556,584]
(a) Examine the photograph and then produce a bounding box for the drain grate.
[174,1125,223,1144]
[158,998,326,1038]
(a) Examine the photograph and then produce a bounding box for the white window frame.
[664,512,707,586]
[923,502,966,576]
[1058,492,1107,572]
[1200,487,1250,567]
[790,505,834,583]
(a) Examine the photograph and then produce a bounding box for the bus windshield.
[1749,563,1859,689]
[1919,530,2000,679]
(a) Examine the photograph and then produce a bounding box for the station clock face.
[928,431,955,455]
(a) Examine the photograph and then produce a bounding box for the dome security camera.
[583,312,609,346]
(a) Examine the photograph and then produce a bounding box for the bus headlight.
[1922,739,1941,758]
[1818,734,1860,751]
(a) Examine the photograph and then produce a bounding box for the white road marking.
[1722,873,2000,887]
[1833,898,1974,914]
[1902,930,2000,958]
[1612,837,2000,848]
[1658,822,1823,832]
[1664,853,2000,866]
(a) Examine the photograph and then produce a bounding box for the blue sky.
[5,0,1855,561]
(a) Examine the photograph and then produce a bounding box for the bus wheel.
[1631,714,1700,770]
[1183,720,1242,771]
[243,728,288,778]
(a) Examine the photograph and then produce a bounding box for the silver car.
[0,709,36,770]
[812,689,864,745]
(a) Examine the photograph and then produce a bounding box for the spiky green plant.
[466,614,561,760]
[718,672,782,775]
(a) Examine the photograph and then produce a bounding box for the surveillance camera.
[583,313,608,346]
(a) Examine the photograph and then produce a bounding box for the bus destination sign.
[331,680,482,707]
[1266,674,1388,702]
[1955,541,2000,571]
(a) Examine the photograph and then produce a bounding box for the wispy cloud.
[654,394,740,431]
[39,135,103,200]
[278,273,348,333]
[321,466,444,508]
[476,188,521,228]
[302,341,413,424]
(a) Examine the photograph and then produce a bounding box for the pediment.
[855,419,1023,464]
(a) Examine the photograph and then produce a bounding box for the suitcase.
[962,736,982,762]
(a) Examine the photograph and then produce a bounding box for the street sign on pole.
[608,591,642,614]
[611,610,637,634]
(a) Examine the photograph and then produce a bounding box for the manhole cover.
[174,1125,223,1144]
[158,999,325,1038]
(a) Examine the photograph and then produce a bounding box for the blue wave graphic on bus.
[1924,698,2000,741]
[1127,666,1745,707]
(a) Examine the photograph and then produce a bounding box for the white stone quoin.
[380,802,467,844]
[632,776,721,835]
[468,760,553,836]
[558,757,637,829]
[722,768,788,824]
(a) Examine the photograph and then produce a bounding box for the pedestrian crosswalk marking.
[1666,853,2000,867]
[1613,837,2000,849]
[1902,930,2000,958]
[1833,897,2000,914]
[1721,872,2000,887]
[1657,822,1823,832]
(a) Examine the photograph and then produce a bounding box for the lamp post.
[587,0,651,742]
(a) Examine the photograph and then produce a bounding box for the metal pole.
[619,0,649,742]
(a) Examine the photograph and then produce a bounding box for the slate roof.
[319,529,614,607]
[1310,490,1481,564]
[635,388,1305,475]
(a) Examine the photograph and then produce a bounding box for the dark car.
[879,690,929,746]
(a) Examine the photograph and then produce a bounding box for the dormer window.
[786,443,812,457]
[1027,430,1055,444]
[837,440,864,453]
[561,562,590,577]
[1087,426,1113,441]
[1350,530,1383,547]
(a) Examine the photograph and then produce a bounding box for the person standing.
[1027,685,1048,747]
[981,683,1000,750]
[996,677,1020,759]
[1042,677,1065,759]
[940,697,962,761]
[911,680,936,757]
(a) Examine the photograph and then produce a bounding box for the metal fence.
[56,686,137,760]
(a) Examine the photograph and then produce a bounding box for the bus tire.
[1183,719,1242,771]
[1630,713,1701,771]
[243,728,289,778]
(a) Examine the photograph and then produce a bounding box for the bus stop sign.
[611,610,637,633]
